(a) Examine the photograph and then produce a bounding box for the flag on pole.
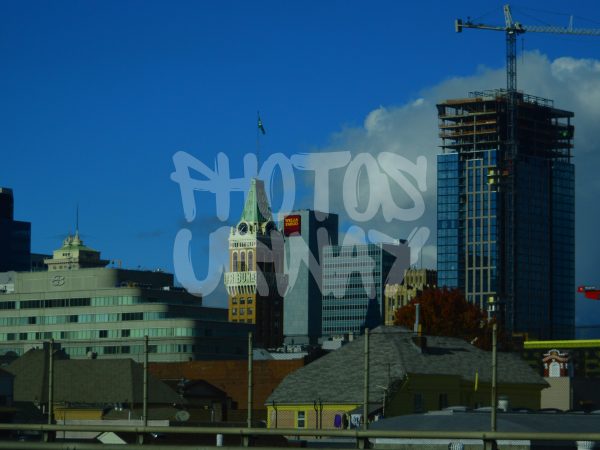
[258,114,266,135]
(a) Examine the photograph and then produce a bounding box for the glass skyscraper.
[321,242,409,337]
[437,90,575,339]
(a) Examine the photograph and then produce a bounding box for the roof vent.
[498,395,510,412]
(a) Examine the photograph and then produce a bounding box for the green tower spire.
[240,178,272,225]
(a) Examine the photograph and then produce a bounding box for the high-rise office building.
[0,188,31,272]
[321,242,410,338]
[224,178,287,349]
[280,210,338,346]
[437,90,575,339]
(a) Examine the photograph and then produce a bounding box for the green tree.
[394,287,498,350]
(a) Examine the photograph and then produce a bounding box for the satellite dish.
[175,410,190,422]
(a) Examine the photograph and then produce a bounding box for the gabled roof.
[7,348,181,405]
[240,178,272,225]
[267,326,547,405]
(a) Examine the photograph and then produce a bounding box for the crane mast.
[456,4,600,93]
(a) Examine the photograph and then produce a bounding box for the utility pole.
[44,339,55,443]
[245,331,253,447]
[48,339,54,425]
[491,323,497,431]
[363,329,369,431]
[137,335,149,445]
[143,335,148,427]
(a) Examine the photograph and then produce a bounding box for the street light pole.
[491,322,497,432]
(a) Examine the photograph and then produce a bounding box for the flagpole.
[256,111,260,177]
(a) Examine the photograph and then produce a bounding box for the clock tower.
[224,178,287,348]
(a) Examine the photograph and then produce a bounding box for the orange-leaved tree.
[394,287,497,350]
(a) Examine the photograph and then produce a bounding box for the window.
[439,393,448,410]
[549,361,561,377]
[248,250,253,271]
[413,393,423,413]
[241,252,246,271]
[122,312,143,321]
[232,252,238,272]
[121,329,130,338]
[99,330,108,338]
[296,411,306,428]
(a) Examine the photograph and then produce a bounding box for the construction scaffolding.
[437,90,573,160]
[436,90,575,339]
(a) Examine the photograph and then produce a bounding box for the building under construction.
[436,89,574,339]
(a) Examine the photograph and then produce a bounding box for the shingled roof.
[267,326,547,405]
[7,348,181,405]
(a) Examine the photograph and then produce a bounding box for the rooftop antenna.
[75,203,80,237]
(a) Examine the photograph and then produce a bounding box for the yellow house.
[266,326,547,429]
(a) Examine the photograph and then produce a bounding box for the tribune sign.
[284,214,301,237]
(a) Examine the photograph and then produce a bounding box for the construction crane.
[455,4,600,167]
[456,4,600,95]
[455,5,600,331]
[578,286,600,301]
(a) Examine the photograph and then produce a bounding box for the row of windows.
[324,246,382,257]
[232,297,254,305]
[323,325,362,333]
[0,295,198,311]
[20,298,91,309]
[322,315,366,322]
[322,303,368,311]
[231,308,254,315]
[0,311,159,327]
[63,342,238,357]
[322,291,379,300]
[231,250,254,272]
[322,262,381,270]
[0,326,208,341]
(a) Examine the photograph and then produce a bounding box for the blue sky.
[2,1,600,321]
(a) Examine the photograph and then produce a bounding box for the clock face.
[238,222,249,235]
